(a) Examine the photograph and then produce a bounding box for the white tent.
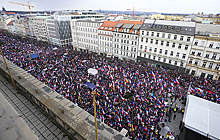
[88,68,98,75]
[183,95,220,140]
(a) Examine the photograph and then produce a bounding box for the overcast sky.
[1,0,219,14]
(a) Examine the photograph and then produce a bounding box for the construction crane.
[9,1,34,14]
[127,7,150,19]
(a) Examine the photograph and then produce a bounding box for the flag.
[102,109,105,115]
[108,115,112,119]
[131,124,134,131]
[151,92,154,96]
[137,114,141,120]
[125,111,128,116]
[128,106,131,111]
[175,79,179,84]
[117,116,120,122]
[150,71,155,77]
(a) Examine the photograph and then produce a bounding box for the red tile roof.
[6,12,16,15]
[7,20,14,26]
[98,21,120,31]
[99,20,143,34]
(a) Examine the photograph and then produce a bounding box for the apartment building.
[186,24,220,80]
[98,21,118,56]
[13,17,26,37]
[0,16,7,30]
[71,20,103,52]
[48,11,105,46]
[138,19,195,71]
[46,18,60,45]
[30,16,50,42]
[151,14,184,21]
[112,20,143,61]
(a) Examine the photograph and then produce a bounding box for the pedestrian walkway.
[160,96,185,138]
[0,75,70,140]
[0,84,39,140]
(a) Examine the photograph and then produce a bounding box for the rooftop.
[183,95,220,139]
[144,19,196,27]
[99,20,143,34]
[34,16,51,19]
[195,23,220,35]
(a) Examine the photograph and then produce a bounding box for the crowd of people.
[0,32,220,139]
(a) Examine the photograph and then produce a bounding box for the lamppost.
[0,41,16,90]
[84,68,98,140]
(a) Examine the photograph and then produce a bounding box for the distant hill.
[94,10,158,15]
[0,10,56,15]
[95,10,191,16]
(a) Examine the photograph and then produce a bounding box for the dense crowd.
[0,33,220,139]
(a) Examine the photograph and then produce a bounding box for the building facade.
[98,21,118,56]
[30,16,50,42]
[46,18,62,45]
[71,20,102,52]
[186,24,220,80]
[138,19,195,71]
[50,11,104,46]
[112,20,143,61]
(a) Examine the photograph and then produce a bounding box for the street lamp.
[84,82,98,140]
[0,41,16,90]
[85,68,98,140]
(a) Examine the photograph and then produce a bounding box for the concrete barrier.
[0,56,128,140]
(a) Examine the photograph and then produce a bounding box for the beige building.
[151,14,184,21]
[186,23,220,80]
[30,16,50,42]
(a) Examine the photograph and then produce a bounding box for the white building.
[71,20,103,52]
[30,16,50,42]
[98,21,117,56]
[138,19,196,71]
[13,17,26,37]
[0,16,7,30]
[46,18,60,45]
[48,11,105,46]
[186,23,220,80]
[112,20,143,61]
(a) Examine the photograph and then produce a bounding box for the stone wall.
[0,56,128,140]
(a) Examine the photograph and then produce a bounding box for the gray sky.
[1,0,219,14]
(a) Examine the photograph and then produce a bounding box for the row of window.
[99,41,112,47]
[74,32,98,38]
[141,31,191,42]
[140,53,184,66]
[76,22,100,27]
[140,38,189,50]
[191,51,220,60]
[114,33,138,39]
[78,38,97,44]
[75,26,98,32]
[189,59,220,70]
[114,44,137,52]
[114,50,136,58]
[98,31,113,35]
[139,46,187,59]
[194,40,220,49]
[115,39,138,45]
[100,36,112,41]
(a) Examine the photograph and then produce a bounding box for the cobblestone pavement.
[0,75,70,140]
